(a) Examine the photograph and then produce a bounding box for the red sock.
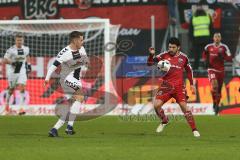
[155,108,168,124]
[211,90,221,106]
[184,111,197,131]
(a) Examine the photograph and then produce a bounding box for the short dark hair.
[168,37,180,46]
[15,33,24,39]
[69,31,83,42]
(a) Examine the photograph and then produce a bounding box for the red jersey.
[202,43,232,72]
[147,51,193,86]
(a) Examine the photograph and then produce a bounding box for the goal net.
[0,19,120,115]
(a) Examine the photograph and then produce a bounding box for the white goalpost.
[0,19,120,115]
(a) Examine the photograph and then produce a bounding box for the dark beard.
[168,51,176,56]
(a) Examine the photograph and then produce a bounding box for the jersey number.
[210,73,216,79]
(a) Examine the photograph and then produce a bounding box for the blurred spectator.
[167,0,178,37]
[189,5,213,70]
[167,0,177,25]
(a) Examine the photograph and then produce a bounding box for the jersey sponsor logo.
[65,79,80,90]
[171,64,181,69]
[15,56,25,61]
[218,47,223,53]
[72,51,81,60]
[69,61,84,68]
[178,58,183,64]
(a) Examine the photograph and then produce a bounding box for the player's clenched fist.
[149,47,155,55]
[44,80,49,87]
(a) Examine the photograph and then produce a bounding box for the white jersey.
[56,45,88,79]
[4,45,30,75]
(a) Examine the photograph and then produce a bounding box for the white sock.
[19,91,25,105]
[68,101,81,126]
[68,114,76,126]
[53,119,65,130]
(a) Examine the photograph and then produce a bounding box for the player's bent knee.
[153,99,164,109]
[178,102,189,112]
[211,81,218,91]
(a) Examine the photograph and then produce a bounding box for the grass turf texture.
[0,115,240,160]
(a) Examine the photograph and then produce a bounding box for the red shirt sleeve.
[202,50,207,60]
[147,54,154,66]
[202,45,209,60]
[184,58,194,85]
[147,54,161,66]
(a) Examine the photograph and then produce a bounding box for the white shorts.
[60,74,82,99]
[8,73,27,88]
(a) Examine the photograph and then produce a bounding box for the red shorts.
[208,69,224,91]
[155,81,187,103]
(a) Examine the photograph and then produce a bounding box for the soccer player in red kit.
[147,37,200,137]
[202,33,232,115]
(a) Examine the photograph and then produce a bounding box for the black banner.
[23,0,58,19]
[58,0,167,8]
[0,0,19,7]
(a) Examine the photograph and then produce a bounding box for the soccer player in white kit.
[44,31,89,137]
[3,33,31,115]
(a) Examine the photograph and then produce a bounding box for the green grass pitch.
[0,115,240,160]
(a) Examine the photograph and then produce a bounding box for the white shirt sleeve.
[56,48,72,64]
[223,44,231,56]
[4,48,12,60]
[45,48,71,81]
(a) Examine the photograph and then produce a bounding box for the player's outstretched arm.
[44,48,69,86]
[44,61,60,86]
[185,62,195,94]
[147,47,159,66]
[223,46,233,62]
[202,48,210,69]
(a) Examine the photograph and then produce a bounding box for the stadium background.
[0,0,239,115]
